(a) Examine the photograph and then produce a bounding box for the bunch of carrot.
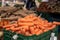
[2,14,57,36]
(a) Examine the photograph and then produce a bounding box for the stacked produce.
[47,1,60,13]
[1,7,19,18]
[1,6,36,21]
[2,14,58,36]
[37,1,60,13]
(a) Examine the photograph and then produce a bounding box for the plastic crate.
[50,26,58,36]
[40,26,58,40]
[37,31,51,40]
[4,30,51,40]
[3,26,58,40]
[40,35,50,40]
[58,25,60,32]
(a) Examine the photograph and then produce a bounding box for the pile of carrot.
[2,14,59,36]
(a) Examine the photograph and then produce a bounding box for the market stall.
[0,0,60,40]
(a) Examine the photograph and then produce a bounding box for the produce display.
[37,1,60,13]
[1,6,36,21]
[47,1,60,13]
[0,7,19,18]
[1,14,58,36]
[0,1,59,40]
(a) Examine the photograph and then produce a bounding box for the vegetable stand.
[3,12,58,40]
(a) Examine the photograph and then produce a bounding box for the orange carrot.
[39,25,45,29]
[30,27,35,34]
[25,31,32,36]
[21,26,29,30]
[6,28,10,30]
[44,29,49,32]
[49,25,56,30]
[18,22,34,26]
[3,25,12,28]
[10,26,16,31]
[36,30,43,35]
[53,21,60,25]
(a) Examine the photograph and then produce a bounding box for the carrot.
[25,31,32,36]
[21,26,29,30]
[48,22,53,27]
[25,14,36,18]
[18,18,26,22]
[6,28,10,30]
[16,31,22,34]
[10,26,16,31]
[3,21,8,26]
[29,27,35,34]
[18,22,34,26]
[22,28,26,33]
[0,22,3,26]
[44,29,49,32]
[18,18,33,23]
[43,24,48,27]
[53,21,60,25]
[35,29,39,33]
[3,20,10,26]
[15,27,20,31]
[34,21,40,25]
[3,25,12,28]
[44,20,48,23]
[31,17,37,21]
[36,30,43,35]
[34,26,37,29]
[49,25,56,30]
[36,25,40,29]
[39,25,45,29]
[11,24,18,27]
